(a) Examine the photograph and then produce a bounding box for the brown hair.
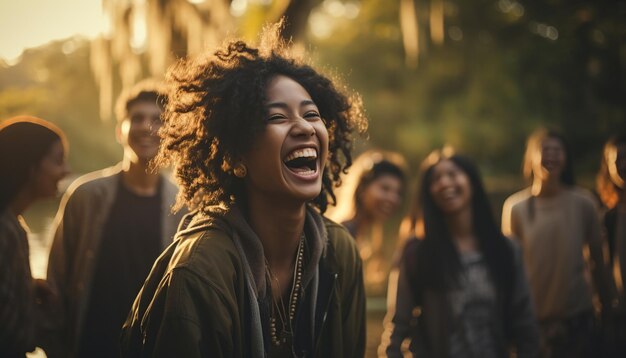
[115,79,168,122]
[0,116,68,211]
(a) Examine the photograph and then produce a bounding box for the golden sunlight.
[0,0,106,63]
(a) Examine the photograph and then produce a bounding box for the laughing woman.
[380,151,539,358]
[121,23,367,358]
[0,116,70,357]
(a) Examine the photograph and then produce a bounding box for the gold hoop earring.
[233,164,247,178]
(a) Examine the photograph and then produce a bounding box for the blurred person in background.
[380,150,538,357]
[501,128,613,358]
[328,149,406,293]
[120,23,367,357]
[45,80,185,358]
[0,116,70,357]
[596,134,626,357]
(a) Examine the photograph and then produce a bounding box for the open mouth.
[283,147,318,176]
[439,188,460,202]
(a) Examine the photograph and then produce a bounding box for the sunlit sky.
[0,0,106,63]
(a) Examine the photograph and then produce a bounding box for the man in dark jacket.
[46,80,185,357]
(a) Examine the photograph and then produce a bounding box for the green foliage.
[310,0,625,190]
[0,0,623,195]
[0,39,121,174]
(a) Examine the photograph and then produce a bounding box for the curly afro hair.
[156,22,367,214]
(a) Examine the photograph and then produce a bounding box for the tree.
[0,39,120,173]
[310,0,625,181]
[93,0,324,120]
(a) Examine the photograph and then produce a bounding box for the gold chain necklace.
[267,234,305,346]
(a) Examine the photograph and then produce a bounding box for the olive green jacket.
[121,205,366,357]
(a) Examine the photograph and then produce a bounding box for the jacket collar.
[176,203,328,298]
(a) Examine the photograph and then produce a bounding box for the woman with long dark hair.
[381,150,538,357]
[121,22,367,357]
[501,128,613,357]
[0,116,70,357]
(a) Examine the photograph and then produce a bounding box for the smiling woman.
[381,150,539,357]
[121,21,368,358]
[241,75,330,204]
[0,116,69,357]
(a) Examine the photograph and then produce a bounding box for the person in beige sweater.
[502,128,613,358]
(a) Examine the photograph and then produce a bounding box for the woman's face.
[31,139,70,199]
[429,159,472,215]
[359,174,403,222]
[241,75,329,203]
[532,136,566,181]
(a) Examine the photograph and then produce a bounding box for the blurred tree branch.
[93,0,325,120]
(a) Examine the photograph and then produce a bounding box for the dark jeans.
[539,311,594,358]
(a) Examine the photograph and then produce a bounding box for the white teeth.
[284,148,317,162]
[292,168,316,176]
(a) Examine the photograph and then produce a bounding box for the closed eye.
[304,111,321,119]
[267,114,286,122]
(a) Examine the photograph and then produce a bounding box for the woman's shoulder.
[122,227,240,352]
[0,210,25,241]
[388,237,423,270]
[338,218,357,238]
[323,217,363,274]
[400,237,422,261]
[325,216,351,234]
[324,217,357,251]
[166,223,242,286]
[0,212,20,251]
